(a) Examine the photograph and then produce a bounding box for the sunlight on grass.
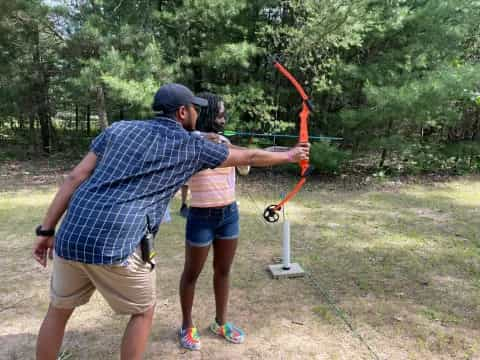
[0,188,54,208]
[0,188,56,240]
[404,180,480,207]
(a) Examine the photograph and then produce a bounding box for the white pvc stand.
[282,219,291,270]
[268,206,305,279]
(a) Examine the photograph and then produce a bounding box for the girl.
[178,93,245,350]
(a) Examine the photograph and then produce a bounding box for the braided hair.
[196,92,223,133]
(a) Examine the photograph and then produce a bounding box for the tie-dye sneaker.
[179,327,201,350]
[209,320,245,344]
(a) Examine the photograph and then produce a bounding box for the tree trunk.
[472,110,480,140]
[191,61,202,92]
[86,105,91,135]
[379,118,393,168]
[379,148,387,168]
[75,104,79,131]
[189,34,203,92]
[96,85,108,130]
[38,108,51,153]
[33,24,51,153]
[29,113,37,151]
[19,113,25,129]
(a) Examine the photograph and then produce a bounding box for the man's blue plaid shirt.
[55,117,229,264]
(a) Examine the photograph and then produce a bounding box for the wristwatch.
[35,225,55,237]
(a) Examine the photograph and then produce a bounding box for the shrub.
[309,141,349,175]
[399,141,480,175]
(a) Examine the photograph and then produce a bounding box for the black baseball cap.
[152,83,208,114]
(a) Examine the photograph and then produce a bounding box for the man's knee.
[133,303,155,320]
[46,304,75,323]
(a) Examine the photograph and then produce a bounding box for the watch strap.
[36,225,55,237]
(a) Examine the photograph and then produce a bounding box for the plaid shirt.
[55,117,228,264]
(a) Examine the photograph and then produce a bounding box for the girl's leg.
[212,238,238,325]
[179,243,211,329]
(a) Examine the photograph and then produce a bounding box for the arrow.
[222,130,343,142]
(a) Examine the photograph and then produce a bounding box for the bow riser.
[299,101,310,177]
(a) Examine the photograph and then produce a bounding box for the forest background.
[1,0,479,176]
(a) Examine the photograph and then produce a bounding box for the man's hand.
[33,236,54,267]
[286,142,310,162]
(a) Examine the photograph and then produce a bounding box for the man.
[33,83,309,360]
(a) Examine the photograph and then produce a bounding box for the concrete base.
[268,263,305,279]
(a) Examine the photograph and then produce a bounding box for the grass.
[236,174,480,358]
[0,166,479,359]
[293,177,480,358]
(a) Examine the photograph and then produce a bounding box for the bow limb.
[273,62,309,101]
[273,177,306,210]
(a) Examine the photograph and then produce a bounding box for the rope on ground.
[304,271,381,360]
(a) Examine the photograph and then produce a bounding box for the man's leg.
[121,304,155,360]
[84,247,156,359]
[38,254,94,359]
[36,305,74,360]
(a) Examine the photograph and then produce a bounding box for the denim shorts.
[186,202,239,247]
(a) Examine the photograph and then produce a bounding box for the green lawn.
[1,172,479,359]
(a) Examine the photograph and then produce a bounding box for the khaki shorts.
[50,247,156,315]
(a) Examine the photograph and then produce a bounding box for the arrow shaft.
[223,131,342,141]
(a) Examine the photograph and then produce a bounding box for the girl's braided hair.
[196,92,222,133]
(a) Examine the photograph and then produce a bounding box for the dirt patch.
[412,208,451,223]
[0,158,75,192]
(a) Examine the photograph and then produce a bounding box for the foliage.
[0,0,479,174]
[309,141,350,174]
[399,141,480,175]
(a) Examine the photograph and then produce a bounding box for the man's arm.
[33,151,98,266]
[41,152,98,229]
[219,143,310,168]
[226,143,246,150]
